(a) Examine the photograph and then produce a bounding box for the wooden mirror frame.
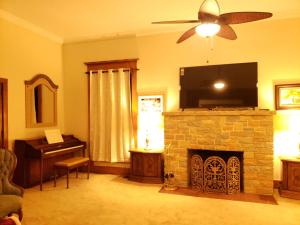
[25,74,58,128]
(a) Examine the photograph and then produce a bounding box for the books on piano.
[44,129,63,144]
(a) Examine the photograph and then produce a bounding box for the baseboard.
[273,180,281,189]
[91,162,130,176]
[91,164,282,187]
[279,189,300,200]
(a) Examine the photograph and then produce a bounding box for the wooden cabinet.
[129,150,164,183]
[279,157,300,200]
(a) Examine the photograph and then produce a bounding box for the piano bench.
[53,157,90,189]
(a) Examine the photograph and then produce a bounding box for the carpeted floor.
[159,187,278,205]
[21,173,300,225]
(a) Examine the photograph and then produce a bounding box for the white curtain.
[89,69,133,162]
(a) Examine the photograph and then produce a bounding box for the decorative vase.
[164,172,178,191]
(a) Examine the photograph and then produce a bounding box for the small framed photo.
[275,84,300,110]
[138,95,163,113]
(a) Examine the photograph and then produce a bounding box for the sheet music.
[44,129,63,144]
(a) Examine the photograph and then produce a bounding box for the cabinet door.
[143,154,159,177]
[132,153,144,176]
[287,162,300,192]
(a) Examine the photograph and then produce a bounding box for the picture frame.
[137,92,166,150]
[275,84,300,110]
[138,94,164,113]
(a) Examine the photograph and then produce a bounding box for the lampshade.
[196,23,221,37]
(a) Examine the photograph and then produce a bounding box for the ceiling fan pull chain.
[209,36,215,51]
[205,37,210,64]
[205,37,215,64]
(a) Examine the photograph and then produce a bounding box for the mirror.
[25,74,58,128]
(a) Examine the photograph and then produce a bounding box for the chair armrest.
[3,180,24,197]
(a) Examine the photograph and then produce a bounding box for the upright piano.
[13,135,86,190]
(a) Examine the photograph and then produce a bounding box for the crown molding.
[0,9,63,43]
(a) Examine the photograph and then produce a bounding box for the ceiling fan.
[152,0,272,43]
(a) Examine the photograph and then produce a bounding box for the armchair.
[0,149,23,220]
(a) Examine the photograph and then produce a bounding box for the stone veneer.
[164,110,274,195]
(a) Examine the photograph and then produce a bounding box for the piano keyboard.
[43,144,85,155]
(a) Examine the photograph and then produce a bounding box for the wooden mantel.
[163,110,275,116]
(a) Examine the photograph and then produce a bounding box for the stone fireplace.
[164,110,274,195]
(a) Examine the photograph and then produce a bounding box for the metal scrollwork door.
[204,156,226,193]
[227,156,241,194]
[190,155,203,191]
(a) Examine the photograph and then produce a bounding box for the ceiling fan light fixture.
[200,0,220,16]
[152,0,272,43]
[196,23,220,37]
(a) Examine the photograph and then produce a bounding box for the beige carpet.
[21,174,300,225]
[159,187,277,205]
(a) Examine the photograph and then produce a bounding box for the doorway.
[0,78,8,148]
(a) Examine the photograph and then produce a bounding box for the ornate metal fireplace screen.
[191,155,241,194]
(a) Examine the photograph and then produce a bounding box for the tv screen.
[179,62,258,109]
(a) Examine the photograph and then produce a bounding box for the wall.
[136,18,300,180]
[63,17,300,180]
[0,17,63,148]
[137,18,300,111]
[63,36,138,141]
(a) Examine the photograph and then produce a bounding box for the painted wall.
[63,17,300,180]
[63,36,138,141]
[0,18,63,148]
[136,18,300,180]
[137,18,300,111]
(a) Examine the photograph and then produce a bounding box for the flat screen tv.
[179,62,258,109]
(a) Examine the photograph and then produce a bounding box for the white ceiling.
[1,0,300,43]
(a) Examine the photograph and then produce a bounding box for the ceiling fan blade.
[177,26,197,43]
[217,25,237,40]
[219,12,273,24]
[152,20,199,24]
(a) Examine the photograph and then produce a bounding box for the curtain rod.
[85,68,138,75]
